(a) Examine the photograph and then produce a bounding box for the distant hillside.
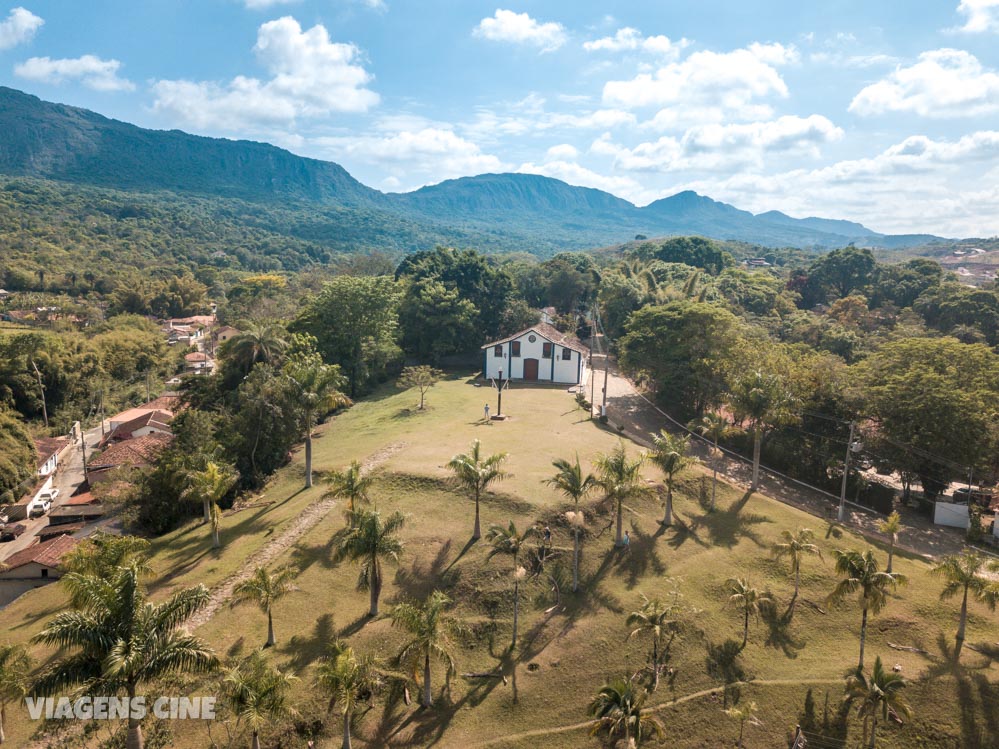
[0,86,950,253]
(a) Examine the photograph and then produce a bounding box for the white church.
[481,322,589,385]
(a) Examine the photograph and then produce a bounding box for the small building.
[34,436,70,477]
[0,288,10,299]
[0,535,78,581]
[214,325,241,344]
[481,323,589,385]
[184,351,216,375]
[99,409,173,448]
[88,433,173,483]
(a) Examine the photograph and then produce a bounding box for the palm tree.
[588,677,666,747]
[325,461,372,524]
[182,460,238,525]
[727,578,774,648]
[391,590,463,708]
[626,592,683,691]
[32,563,218,749]
[844,656,911,748]
[486,521,536,648]
[231,565,298,648]
[772,528,823,611]
[649,430,694,526]
[210,502,223,549]
[222,323,289,375]
[876,511,902,573]
[932,550,996,658]
[284,354,351,489]
[546,455,596,592]
[0,643,32,745]
[724,700,762,748]
[315,640,384,749]
[220,652,298,749]
[729,370,795,491]
[689,411,738,512]
[827,549,907,671]
[332,509,406,617]
[447,439,509,541]
[595,442,650,547]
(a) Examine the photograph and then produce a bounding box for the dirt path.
[185,442,406,630]
[471,677,843,746]
[591,353,968,561]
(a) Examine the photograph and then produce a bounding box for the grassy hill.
[3,375,996,748]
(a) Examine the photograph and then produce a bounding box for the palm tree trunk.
[956,583,969,657]
[652,638,660,691]
[572,528,580,593]
[203,497,210,524]
[868,713,877,749]
[370,556,381,617]
[751,429,761,491]
[305,411,314,489]
[1,703,7,745]
[266,609,276,648]
[342,710,352,749]
[887,538,895,573]
[662,485,673,526]
[711,450,718,513]
[252,731,261,749]
[738,718,745,747]
[212,523,220,549]
[473,489,481,540]
[615,498,624,546]
[743,608,749,648]
[858,606,868,671]
[126,684,143,749]
[793,566,800,601]
[512,577,520,648]
[423,650,433,707]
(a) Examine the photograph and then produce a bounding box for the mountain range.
[0,86,944,253]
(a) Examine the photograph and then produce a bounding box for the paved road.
[0,421,105,563]
[591,352,968,561]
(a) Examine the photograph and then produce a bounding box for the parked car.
[0,523,27,541]
[28,499,52,518]
[39,488,60,501]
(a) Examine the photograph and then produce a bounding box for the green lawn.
[4,372,998,748]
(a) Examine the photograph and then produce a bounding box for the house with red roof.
[0,535,78,581]
[481,323,589,385]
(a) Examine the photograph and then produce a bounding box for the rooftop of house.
[34,436,70,468]
[143,393,183,412]
[89,433,173,470]
[100,410,173,446]
[482,322,589,355]
[185,352,214,363]
[1,534,78,571]
[167,315,215,327]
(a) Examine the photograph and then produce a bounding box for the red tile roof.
[65,491,98,506]
[185,352,213,363]
[100,410,173,446]
[90,433,173,470]
[144,393,183,412]
[482,322,589,355]
[1,535,78,570]
[34,436,70,468]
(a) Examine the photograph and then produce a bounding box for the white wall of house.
[38,452,58,477]
[131,424,171,439]
[0,562,59,581]
[483,331,587,384]
[934,501,970,529]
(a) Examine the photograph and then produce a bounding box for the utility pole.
[31,358,48,428]
[496,368,505,417]
[838,421,856,522]
[80,422,89,482]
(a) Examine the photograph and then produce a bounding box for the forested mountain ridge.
[0,86,949,253]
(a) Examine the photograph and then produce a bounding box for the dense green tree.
[0,408,35,505]
[870,258,943,309]
[620,301,744,419]
[292,275,402,396]
[807,246,877,302]
[220,323,289,378]
[647,236,733,275]
[398,277,479,361]
[597,272,644,339]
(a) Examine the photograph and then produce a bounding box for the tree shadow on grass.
[761,602,806,659]
[612,520,667,590]
[667,512,712,550]
[694,492,772,549]
[281,612,336,672]
[392,540,454,603]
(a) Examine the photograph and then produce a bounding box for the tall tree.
[315,640,386,749]
[588,677,666,747]
[827,549,906,671]
[283,352,351,489]
[398,278,479,362]
[844,656,911,749]
[486,521,536,648]
[32,563,218,749]
[649,430,694,526]
[626,590,684,691]
[325,460,372,524]
[220,652,297,749]
[0,644,31,745]
[729,367,797,491]
[876,512,902,573]
[727,578,774,648]
[771,528,823,612]
[231,565,298,648]
[447,439,509,541]
[689,411,739,512]
[391,590,463,708]
[546,455,596,592]
[333,509,406,617]
[595,442,650,547]
[932,550,996,659]
[182,460,238,526]
[221,323,288,376]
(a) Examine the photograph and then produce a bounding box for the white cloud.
[583,27,688,58]
[955,0,999,32]
[314,128,507,181]
[850,48,999,117]
[545,143,579,161]
[473,9,566,53]
[14,55,134,91]
[810,51,898,68]
[603,42,799,128]
[594,114,842,173]
[517,159,655,204]
[244,0,298,8]
[152,16,378,130]
[0,6,42,50]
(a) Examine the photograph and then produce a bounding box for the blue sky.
[2,1,999,236]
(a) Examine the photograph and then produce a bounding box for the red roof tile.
[482,322,589,355]
[1,535,78,570]
[34,436,70,468]
[90,433,173,470]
